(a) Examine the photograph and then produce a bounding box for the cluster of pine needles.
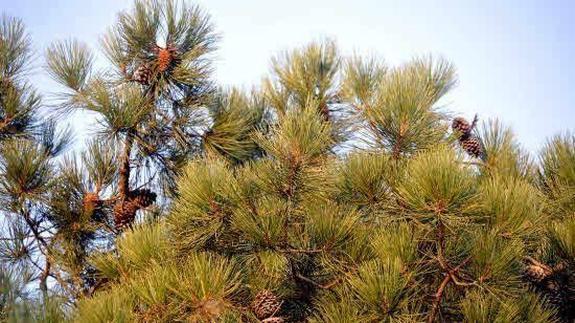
[0,1,574,323]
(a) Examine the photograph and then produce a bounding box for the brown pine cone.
[113,200,138,229]
[252,290,282,319]
[133,63,152,85]
[452,117,471,137]
[524,258,574,321]
[525,264,553,283]
[129,188,157,209]
[452,115,478,139]
[459,136,483,158]
[113,189,156,229]
[524,257,554,283]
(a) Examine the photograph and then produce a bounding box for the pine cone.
[459,136,483,158]
[155,44,178,73]
[452,115,478,139]
[524,260,575,321]
[113,189,156,229]
[525,263,553,283]
[524,257,554,283]
[452,117,471,137]
[113,200,138,229]
[540,277,570,316]
[261,317,284,323]
[133,63,152,85]
[129,188,157,209]
[252,290,282,319]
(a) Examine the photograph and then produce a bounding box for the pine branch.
[283,247,325,254]
[391,124,406,160]
[295,274,341,290]
[39,260,50,294]
[428,256,472,323]
[118,130,135,200]
[20,207,54,294]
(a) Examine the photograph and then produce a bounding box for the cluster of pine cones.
[113,188,157,229]
[82,189,157,229]
[131,44,178,86]
[252,290,284,322]
[524,257,575,320]
[452,115,484,159]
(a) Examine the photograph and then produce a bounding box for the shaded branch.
[295,273,342,290]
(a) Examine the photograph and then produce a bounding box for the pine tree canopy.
[1,1,574,322]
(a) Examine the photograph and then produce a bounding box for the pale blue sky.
[2,0,574,152]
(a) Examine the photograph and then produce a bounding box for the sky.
[2,0,574,153]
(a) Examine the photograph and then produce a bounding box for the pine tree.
[39,0,263,299]
[532,133,575,321]
[2,1,574,323]
[72,36,567,323]
[0,14,72,320]
[1,0,264,312]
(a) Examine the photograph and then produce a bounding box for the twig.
[295,274,341,290]
[39,260,51,294]
[118,129,135,200]
[86,278,107,297]
[428,274,451,323]
[283,247,325,254]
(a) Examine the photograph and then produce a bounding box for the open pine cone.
[451,115,478,139]
[128,188,157,209]
[113,189,157,229]
[133,63,153,85]
[524,257,573,319]
[459,136,484,159]
[113,200,138,228]
[252,290,282,320]
[525,259,554,283]
[524,257,557,283]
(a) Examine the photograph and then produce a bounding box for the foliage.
[78,86,572,322]
[1,1,574,322]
